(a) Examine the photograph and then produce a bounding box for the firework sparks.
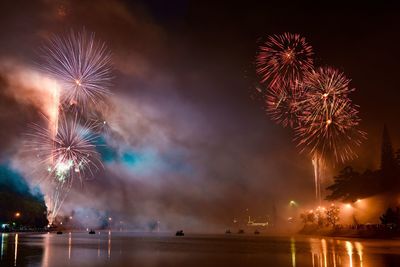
[26,114,102,224]
[256,33,366,203]
[295,66,366,163]
[26,114,102,185]
[46,178,72,225]
[39,29,113,107]
[295,67,366,203]
[256,33,314,87]
[303,67,354,104]
[265,82,307,128]
[296,97,366,163]
[22,28,113,224]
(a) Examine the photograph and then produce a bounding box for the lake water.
[1,232,400,266]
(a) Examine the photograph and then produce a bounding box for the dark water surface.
[1,232,400,266]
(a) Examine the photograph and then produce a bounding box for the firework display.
[304,67,354,98]
[27,114,102,224]
[256,33,366,203]
[265,82,306,128]
[256,33,314,87]
[27,115,101,184]
[296,97,365,163]
[40,29,112,107]
[25,29,113,225]
[296,67,365,162]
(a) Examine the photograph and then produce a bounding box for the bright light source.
[15,212,21,218]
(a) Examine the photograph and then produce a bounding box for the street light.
[15,212,21,218]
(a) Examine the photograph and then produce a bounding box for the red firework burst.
[304,66,354,100]
[296,69,366,162]
[265,81,307,128]
[256,33,314,88]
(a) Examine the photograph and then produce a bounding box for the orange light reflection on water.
[307,238,365,267]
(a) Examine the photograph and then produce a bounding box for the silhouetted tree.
[0,191,48,227]
[381,125,396,170]
[380,207,400,225]
[326,166,359,202]
[380,124,398,190]
[0,165,48,228]
[395,149,400,167]
[325,166,379,202]
[326,126,400,201]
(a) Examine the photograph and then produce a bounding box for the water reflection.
[308,237,365,267]
[291,237,296,267]
[108,230,111,259]
[321,239,328,267]
[2,233,400,266]
[68,232,72,259]
[42,232,50,267]
[14,233,18,266]
[1,233,8,260]
[345,241,353,267]
[97,236,100,257]
[332,240,337,267]
[355,242,363,267]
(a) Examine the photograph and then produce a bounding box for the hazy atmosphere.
[3,1,400,267]
[0,1,399,232]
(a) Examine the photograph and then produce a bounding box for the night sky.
[0,1,399,230]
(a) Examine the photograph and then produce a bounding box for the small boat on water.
[56,231,63,235]
[238,229,245,234]
[225,229,231,234]
[254,229,260,235]
[89,230,96,235]
[175,230,184,236]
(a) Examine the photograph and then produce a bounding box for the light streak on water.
[14,234,18,267]
[68,232,72,260]
[321,239,327,267]
[108,231,111,259]
[1,233,7,260]
[345,241,353,267]
[355,241,363,267]
[290,237,296,267]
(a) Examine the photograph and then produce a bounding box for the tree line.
[326,125,400,202]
